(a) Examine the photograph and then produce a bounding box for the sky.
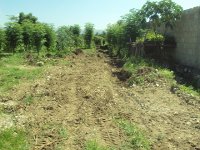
[0,0,200,29]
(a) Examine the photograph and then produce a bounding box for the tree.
[0,28,5,51]
[122,9,146,42]
[5,22,23,53]
[70,24,81,36]
[94,35,104,46]
[106,9,146,57]
[106,22,125,55]
[84,23,94,49]
[140,0,183,32]
[32,23,45,54]
[18,12,38,24]
[43,24,56,52]
[21,21,34,51]
[56,26,74,51]
[70,24,82,48]
[159,0,183,29]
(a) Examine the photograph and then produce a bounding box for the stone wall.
[158,6,200,69]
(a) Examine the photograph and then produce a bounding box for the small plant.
[116,119,150,150]
[0,128,29,150]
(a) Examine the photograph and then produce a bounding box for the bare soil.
[1,51,200,150]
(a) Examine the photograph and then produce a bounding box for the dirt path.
[1,51,200,149]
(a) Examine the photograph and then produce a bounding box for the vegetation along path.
[0,50,200,150]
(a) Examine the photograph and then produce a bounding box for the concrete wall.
[158,6,200,69]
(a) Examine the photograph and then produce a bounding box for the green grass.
[85,140,108,150]
[116,119,150,150]
[0,66,42,92]
[0,53,24,66]
[0,53,43,92]
[0,128,29,150]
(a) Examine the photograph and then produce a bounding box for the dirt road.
[2,51,200,149]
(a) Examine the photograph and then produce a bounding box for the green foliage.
[145,31,164,42]
[158,0,183,28]
[122,9,145,42]
[4,12,57,54]
[5,22,23,53]
[116,119,150,150]
[0,28,5,52]
[70,24,81,36]
[84,23,94,49]
[21,21,34,51]
[0,128,29,150]
[32,23,45,54]
[56,26,74,51]
[136,31,165,43]
[94,36,104,46]
[43,24,56,51]
[106,22,125,56]
[70,24,82,48]
[2,12,84,54]
[18,12,38,24]
[140,0,183,31]
[106,9,145,57]
[105,0,182,58]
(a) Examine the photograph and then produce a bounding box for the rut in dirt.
[7,50,200,150]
